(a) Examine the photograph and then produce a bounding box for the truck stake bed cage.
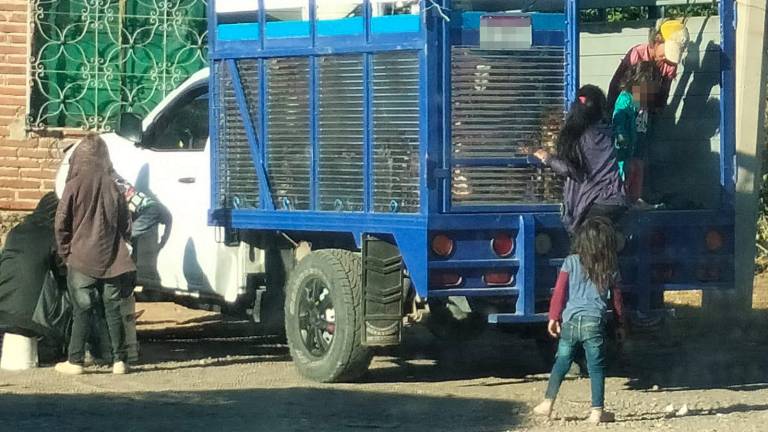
[207,0,736,381]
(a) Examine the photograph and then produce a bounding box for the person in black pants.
[54,134,136,375]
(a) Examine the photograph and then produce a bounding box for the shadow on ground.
[0,388,525,432]
[619,307,768,392]
[137,317,290,368]
[137,314,556,380]
[609,402,768,423]
[134,302,768,391]
[364,327,557,384]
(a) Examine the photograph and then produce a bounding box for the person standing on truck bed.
[612,61,663,205]
[606,19,688,208]
[533,85,628,234]
[606,19,690,114]
[54,133,136,376]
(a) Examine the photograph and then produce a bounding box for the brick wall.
[0,1,81,211]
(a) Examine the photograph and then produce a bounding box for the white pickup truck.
[55,69,276,323]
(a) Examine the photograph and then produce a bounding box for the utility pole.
[734,0,768,310]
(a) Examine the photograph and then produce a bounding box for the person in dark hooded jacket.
[54,133,136,375]
[533,85,628,234]
[0,192,68,354]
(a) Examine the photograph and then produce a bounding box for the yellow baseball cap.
[660,20,689,64]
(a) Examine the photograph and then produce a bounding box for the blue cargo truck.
[204,0,735,382]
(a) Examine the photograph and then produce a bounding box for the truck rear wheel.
[284,249,372,382]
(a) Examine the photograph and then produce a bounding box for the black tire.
[284,249,372,382]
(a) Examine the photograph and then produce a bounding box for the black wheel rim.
[297,276,336,358]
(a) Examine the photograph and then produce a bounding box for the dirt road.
[1,300,768,432]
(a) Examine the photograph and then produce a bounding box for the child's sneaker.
[587,408,616,424]
[112,361,129,375]
[533,399,554,417]
[54,361,84,375]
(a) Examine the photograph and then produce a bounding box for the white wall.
[580,16,722,208]
[317,1,361,20]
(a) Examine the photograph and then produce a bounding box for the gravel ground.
[2,284,768,432]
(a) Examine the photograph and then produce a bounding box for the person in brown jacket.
[54,133,136,375]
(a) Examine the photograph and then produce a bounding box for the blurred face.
[632,82,659,109]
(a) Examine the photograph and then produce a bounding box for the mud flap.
[362,236,404,346]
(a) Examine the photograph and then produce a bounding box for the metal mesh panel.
[317,55,365,212]
[267,57,311,210]
[372,52,421,214]
[451,47,565,206]
[216,60,260,209]
[451,166,563,206]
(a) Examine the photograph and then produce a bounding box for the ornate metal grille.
[29,0,208,130]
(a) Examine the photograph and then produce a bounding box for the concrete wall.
[581,16,723,209]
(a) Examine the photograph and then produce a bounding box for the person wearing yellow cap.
[605,19,688,208]
[607,18,690,113]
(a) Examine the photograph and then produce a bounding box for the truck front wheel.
[284,249,372,382]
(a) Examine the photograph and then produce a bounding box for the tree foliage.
[580,2,718,23]
[757,99,768,273]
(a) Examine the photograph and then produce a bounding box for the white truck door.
[138,88,244,300]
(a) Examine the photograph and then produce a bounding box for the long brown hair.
[572,217,618,294]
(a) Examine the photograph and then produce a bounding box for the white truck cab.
[55,69,264,309]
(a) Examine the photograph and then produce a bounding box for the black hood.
[25,192,58,228]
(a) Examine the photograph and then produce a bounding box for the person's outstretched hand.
[533,149,551,163]
[547,319,561,338]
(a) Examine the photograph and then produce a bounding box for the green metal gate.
[29,0,208,130]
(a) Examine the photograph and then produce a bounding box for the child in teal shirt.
[612,61,661,204]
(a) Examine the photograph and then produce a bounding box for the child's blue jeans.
[544,315,607,408]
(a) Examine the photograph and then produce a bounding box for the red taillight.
[431,234,455,257]
[431,272,462,287]
[491,233,515,257]
[705,229,724,252]
[483,271,513,286]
